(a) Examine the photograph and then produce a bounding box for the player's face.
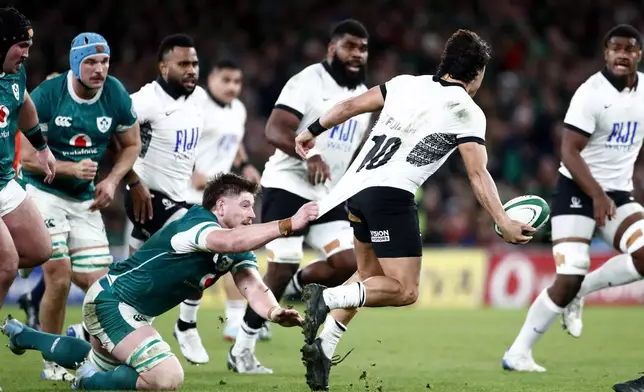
[330,34,368,87]
[468,67,486,97]
[217,191,256,228]
[605,37,642,77]
[80,55,110,89]
[162,47,199,95]
[208,68,242,104]
[3,39,31,74]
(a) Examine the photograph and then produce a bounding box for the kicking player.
[19,33,140,380]
[1,173,315,391]
[228,19,372,374]
[0,7,56,311]
[178,59,266,352]
[124,34,214,364]
[294,29,534,390]
[501,25,644,382]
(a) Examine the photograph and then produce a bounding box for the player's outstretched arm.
[206,202,319,254]
[459,142,534,244]
[232,267,303,327]
[561,128,615,226]
[294,86,384,159]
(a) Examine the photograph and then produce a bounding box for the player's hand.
[90,177,117,211]
[592,192,616,227]
[306,155,331,185]
[295,130,316,159]
[269,307,304,327]
[36,147,57,184]
[73,159,98,181]
[129,182,153,223]
[242,164,261,184]
[291,201,319,231]
[497,217,535,245]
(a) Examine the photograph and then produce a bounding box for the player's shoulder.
[33,72,66,95]
[576,71,609,95]
[103,75,129,95]
[287,63,325,86]
[230,98,247,116]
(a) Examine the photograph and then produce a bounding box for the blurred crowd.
[13,0,644,248]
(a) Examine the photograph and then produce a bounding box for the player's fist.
[36,146,57,184]
[269,307,303,327]
[90,177,117,211]
[592,192,616,227]
[74,159,98,181]
[291,201,319,231]
[295,130,316,160]
[497,217,535,245]
[306,155,331,185]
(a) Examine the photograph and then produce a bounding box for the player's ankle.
[176,319,196,331]
[319,315,346,358]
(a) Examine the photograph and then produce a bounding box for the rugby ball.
[493,195,550,237]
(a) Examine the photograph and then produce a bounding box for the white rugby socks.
[232,321,259,356]
[578,254,641,297]
[225,300,246,327]
[322,282,366,309]
[508,289,563,355]
[319,315,347,359]
[179,299,201,324]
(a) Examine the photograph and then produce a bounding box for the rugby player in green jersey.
[2,173,317,390]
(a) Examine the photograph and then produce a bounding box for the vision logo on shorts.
[370,230,390,243]
[0,105,10,129]
[70,134,93,147]
[199,273,216,290]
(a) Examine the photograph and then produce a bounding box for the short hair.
[157,34,195,62]
[212,59,240,72]
[202,173,260,210]
[604,24,642,48]
[436,29,491,84]
[330,19,369,41]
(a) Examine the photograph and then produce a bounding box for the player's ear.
[328,41,336,57]
[158,61,168,78]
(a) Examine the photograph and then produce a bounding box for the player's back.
[319,74,486,215]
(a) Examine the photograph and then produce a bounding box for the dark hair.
[436,29,491,84]
[202,173,260,210]
[604,24,642,48]
[157,34,195,62]
[330,19,369,41]
[213,59,240,71]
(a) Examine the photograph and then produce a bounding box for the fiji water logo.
[0,105,9,129]
[198,273,216,290]
[607,121,639,148]
[326,118,358,152]
[70,134,93,147]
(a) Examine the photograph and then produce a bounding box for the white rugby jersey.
[318,75,486,217]
[131,78,210,201]
[261,62,371,201]
[184,96,247,205]
[560,70,644,192]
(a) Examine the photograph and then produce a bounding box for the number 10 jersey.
[318,75,487,217]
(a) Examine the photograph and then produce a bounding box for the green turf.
[1,305,643,391]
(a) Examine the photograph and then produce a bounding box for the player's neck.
[72,78,99,100]
[207,88,229,108]
[441,75,469,91]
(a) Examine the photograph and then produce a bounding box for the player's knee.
[549,275,583,306]
[140,356,184,390]
[400,286,419,306]
[43,260,72,294]
[266,237,304,264]
[552,242,590,276]
[0,250,18,280]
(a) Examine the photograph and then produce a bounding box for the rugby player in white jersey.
[501,25,644,383]
[176,59,266,359]
[294,29,534,391]
[227,19,372,374]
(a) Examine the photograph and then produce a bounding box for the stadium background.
[6,0,644,309]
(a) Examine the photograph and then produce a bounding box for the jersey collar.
[432,75,467,91]
[601,67,639,92]
[67,71,103,105]
[156,75,190,100]
[207,89,230,108]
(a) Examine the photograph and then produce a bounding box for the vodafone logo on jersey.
[0,105,10,129]
[69,134,92,148]
[199,273,216,290]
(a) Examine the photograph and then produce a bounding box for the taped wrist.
[278,218,293,236]
[24,124,47,151]
[267,306,280,322]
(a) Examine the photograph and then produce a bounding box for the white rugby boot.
[561,296,584,338]
[173,324,209,364]
[41,360,75,381]
[227,347,273,374]
[71,360,98,390]
[502,350,546,372]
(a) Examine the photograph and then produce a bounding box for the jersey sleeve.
[170,221,224,253]
[30,82,53,125]
[273,70,317,121]
[230,251,259,272]
[110,78,138,132]
[563,82,597,137]
[454,104,486,145]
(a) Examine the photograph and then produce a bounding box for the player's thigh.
[3,182,53,265]
[599,201,644,258]
[125,189,187,249]
[0,216,19,275]
[262,187,309,264]
[549,175,596,276]
[67,200,113,278]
